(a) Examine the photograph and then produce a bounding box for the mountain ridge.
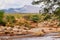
[3,5,40,13]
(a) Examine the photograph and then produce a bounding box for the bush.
[0,10,4,21]
[0,10,6,26]
[30,15,40,23]
[0,21,6,26]
[6,15,15,23]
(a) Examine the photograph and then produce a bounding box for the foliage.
[0,21,6,26]
[54,7,60,16]
[0,10,4,21]
[3,13,60,27]
[43,14,51,20]
[44,8,49,13]
[32,1,40,5]
[0,10,6,26]
[54,7,60,20]
[57,2,60,6]
[30,15,40,22]
[32,0,60,13]
[6,15,15,23]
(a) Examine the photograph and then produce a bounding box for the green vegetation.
[54,7,60,20]
[43,14,51,21]
[30,15,40,23]
[6,15,15,23]
[6,15,15,27]
[0,10,60,27]
[0,10,6,26]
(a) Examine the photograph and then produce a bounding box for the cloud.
[0,0,33,9]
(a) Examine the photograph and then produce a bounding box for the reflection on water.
[15,36,59,40]
[0,33,60,40]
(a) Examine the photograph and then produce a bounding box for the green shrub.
[0,21,6,26]
[6,15,15,23]
[0,10,4,21]
[0,10,6,26]
[30,15,40,22]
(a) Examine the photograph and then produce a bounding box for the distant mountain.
[19,5,40,13]
[3,8,21,13]
[3,5,40,13]
[3,8,15,13]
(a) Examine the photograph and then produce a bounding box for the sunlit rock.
[27,28,45,36]
[57,28,60,32]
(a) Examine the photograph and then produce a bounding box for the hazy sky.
[0,0,34,9]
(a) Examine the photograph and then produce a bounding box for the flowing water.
[0,33,60,40]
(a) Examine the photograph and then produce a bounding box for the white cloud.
[0,0,33,9]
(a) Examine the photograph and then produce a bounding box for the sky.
[0,0,47,9]
[0,0,58,10]
[0,0,34,9]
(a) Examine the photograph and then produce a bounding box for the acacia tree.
[32,0,60,13]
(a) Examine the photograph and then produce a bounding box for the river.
[0,32,60,40]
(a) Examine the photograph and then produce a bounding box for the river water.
[0,33,60,40]
[16,36,60,40]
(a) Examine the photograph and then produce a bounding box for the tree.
[44,8,49,13]
[54,7,60,16]
[32,0,60,13]
[53,7,60,20]
[53,7,60,26]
